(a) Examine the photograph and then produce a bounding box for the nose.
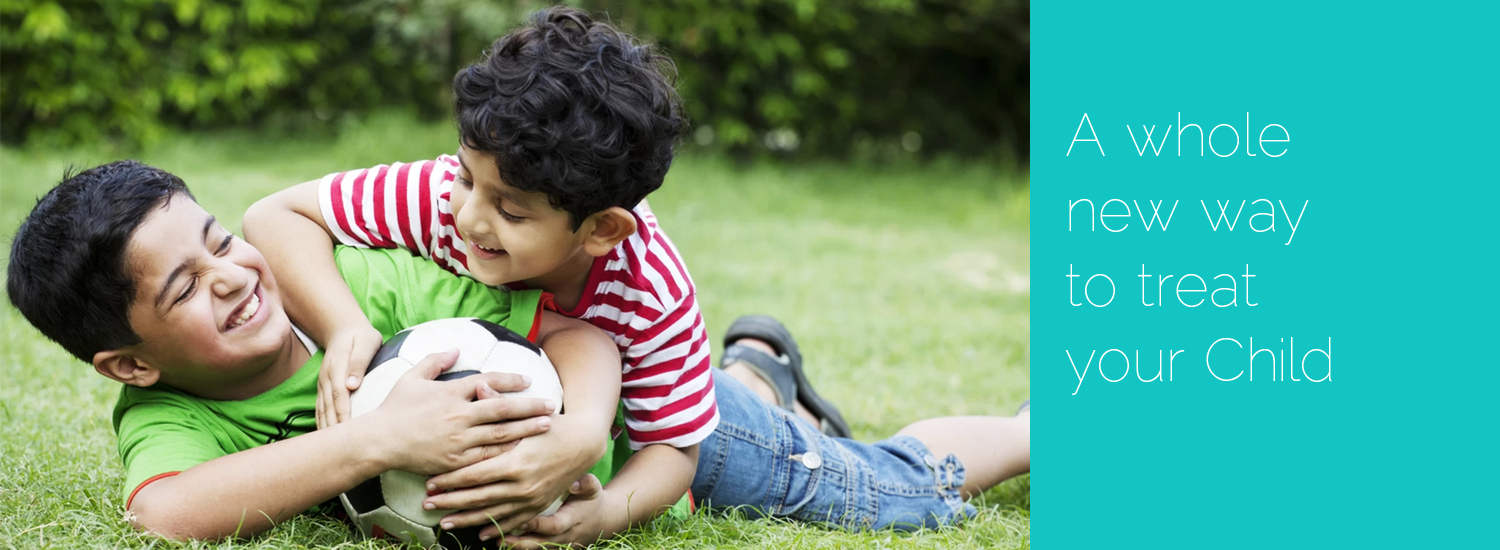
[454,192,491,241]
[208,257,251,299]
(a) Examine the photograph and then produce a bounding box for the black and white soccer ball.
[340,317,564,549]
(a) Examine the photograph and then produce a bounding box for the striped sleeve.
[317,157,459,262]
[617,291,718,449]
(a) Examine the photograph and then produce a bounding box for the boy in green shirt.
[6,160,638,541]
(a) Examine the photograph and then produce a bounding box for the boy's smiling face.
[449,145,595,288]
[115,195,297,396]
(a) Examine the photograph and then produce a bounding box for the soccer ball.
[340,317,565,549]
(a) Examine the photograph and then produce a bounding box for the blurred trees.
[0,0,542,147]
[598,0,1029,161]
[1,0,1027,161]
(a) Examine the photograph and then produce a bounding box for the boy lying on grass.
[247,5,1030,542]
[4,160,649,542]
[244,7,716,545]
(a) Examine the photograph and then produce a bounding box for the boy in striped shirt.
[244,8,711,545]
[249,6,1031,545]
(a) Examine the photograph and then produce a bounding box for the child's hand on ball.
[364,349,555,476]
[315,323,384,429]
[497,474,613,548]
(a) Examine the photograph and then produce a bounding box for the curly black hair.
[453,6,686,230]
[7,161,194,363]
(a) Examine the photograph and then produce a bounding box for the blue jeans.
[692,369,977,531]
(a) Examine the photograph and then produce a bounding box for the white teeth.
[228,293,260,330]
[243,293,260,320]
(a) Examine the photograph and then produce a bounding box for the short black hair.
[6,160,193,363]
[453,6,687,230]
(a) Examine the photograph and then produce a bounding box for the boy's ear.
[579,207,637,257]
[93,350,161,388]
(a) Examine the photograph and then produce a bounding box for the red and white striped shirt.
[317,155,718,449]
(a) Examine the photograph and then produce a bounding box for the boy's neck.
[168,329,312,401]
[521,247,599,313]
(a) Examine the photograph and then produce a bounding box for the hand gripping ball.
[339,318,564,549]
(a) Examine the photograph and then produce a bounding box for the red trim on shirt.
[526,292,554,344]
[687,489,696,513]
[127,471,181,510]
[554,254,613,318]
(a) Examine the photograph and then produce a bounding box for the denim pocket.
[777,420,877,529]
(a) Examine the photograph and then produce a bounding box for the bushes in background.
[0,0,542,147]
[594,0,1029,160]
[1,0,1027,160]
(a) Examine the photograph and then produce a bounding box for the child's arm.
[126,352,552,540]
[504,444,698,547]
[421,292,712,537]
[243,180,384,428]
[417,311,624,531]
[426,441,698,544]
[531,310,623,467]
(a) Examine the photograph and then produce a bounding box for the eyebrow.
[494,187,532,211]
[154,215,216,309]
[457,149,533,210]
[455,150,471,178]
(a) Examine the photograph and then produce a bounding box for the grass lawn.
[0,113,1031,549]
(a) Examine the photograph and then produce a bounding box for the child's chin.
[259,310,291,336]
[467,263,512,286]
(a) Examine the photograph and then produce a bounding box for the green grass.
[0,113,1030,549]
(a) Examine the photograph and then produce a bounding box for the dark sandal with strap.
[720,316,853,438]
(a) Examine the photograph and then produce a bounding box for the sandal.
[720,316,853,438]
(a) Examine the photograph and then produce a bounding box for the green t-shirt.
[111,247,657,513]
